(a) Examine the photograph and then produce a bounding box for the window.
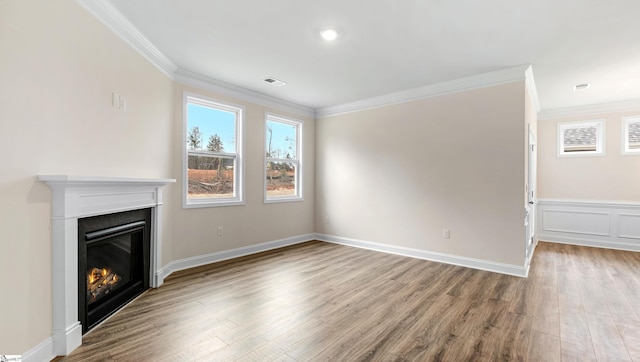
[183,93,243,207]
[557,119,605,157]
[265,114,302,202]
[622,116,640,155]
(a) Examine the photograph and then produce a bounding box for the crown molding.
[316,64,532,119]
[64,4,640,123]
[538,99,640,120]
[174,69,315,118]
[70,3,545,122]
[76,0,314,118]
[75,0,178,78]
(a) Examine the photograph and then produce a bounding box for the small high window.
[265,114,302,202]
[183,93,244,208]
[622,116,640,155]
[557,119,605,157]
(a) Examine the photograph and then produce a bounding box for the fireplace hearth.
[78,208,151,333]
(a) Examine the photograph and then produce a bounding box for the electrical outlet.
[217,226,223,236]
[443,229,451,239]
[324,215,330,224]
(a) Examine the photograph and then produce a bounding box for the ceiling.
[104,0,640,115]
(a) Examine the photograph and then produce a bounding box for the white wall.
[315,82,527,267]
[0,0,175,355]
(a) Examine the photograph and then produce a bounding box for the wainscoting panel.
[541,209,610,236]
[537,199,640,251]
[618,214,640,239]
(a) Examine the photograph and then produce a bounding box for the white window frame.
[621,116,640,155]
[557,119,606,157]
[264,113,303,203]
[183,92,244,208]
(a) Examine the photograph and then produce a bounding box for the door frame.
[525,124,537,264]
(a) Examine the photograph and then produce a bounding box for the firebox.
[78,208,151,333]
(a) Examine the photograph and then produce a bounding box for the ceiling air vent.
[573,83,591,91]
[264,77,287,87]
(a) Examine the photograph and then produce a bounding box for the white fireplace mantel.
[39,175,175,356]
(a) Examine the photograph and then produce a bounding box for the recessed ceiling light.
[573,83,591,91]
[320,29,338,41]
[264,77,287,87]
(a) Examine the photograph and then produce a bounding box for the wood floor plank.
[489,273,522,303]
[586,311,632,361]
[157,337,228,362]
[562,333,597,359]
[561,349,597,362]
[527,330,561,362]
[53,241,640,362]
[532,311,560,337]
[491,311,531,361]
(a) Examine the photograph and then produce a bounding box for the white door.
[525,125,537,258]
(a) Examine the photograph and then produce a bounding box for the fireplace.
[39,175,175,356]
[78,208,151,333]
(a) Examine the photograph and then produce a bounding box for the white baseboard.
[158,233,316,279]
[21,337,54,362]
[537,199,640,252]
[539,235,640,251]
[153,267,170,287]
[29,322,82,361]
[315,233,528,277]
[160,232,530,278]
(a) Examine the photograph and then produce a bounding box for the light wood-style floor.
[54,241,640,361]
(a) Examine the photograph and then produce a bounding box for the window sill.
[264,196,304,204]
[557,152,605,158]
[183,198,245,209]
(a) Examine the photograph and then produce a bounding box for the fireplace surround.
[39,175,174,356]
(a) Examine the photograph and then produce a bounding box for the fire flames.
[87,267,120,303]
